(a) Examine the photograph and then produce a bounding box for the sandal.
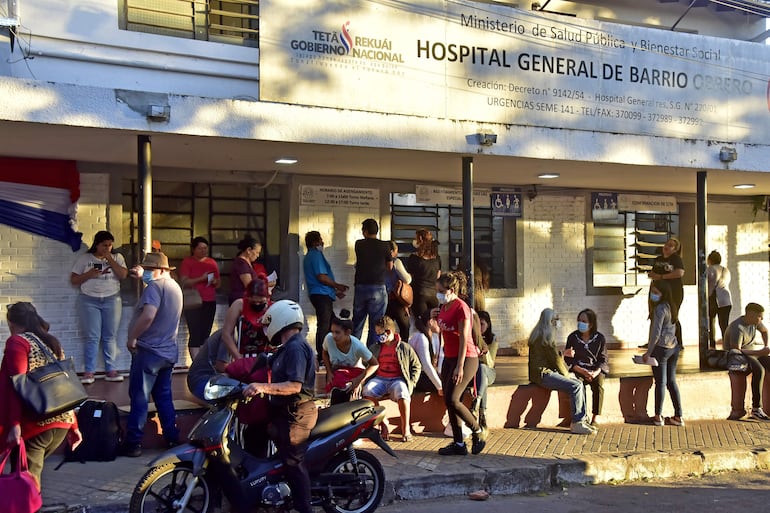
[402,433,413,443]
[379,423,389,442]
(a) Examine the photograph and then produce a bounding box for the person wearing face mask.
[221,275,272,362]
[406,229,442,321]
[528,308,596,435]
[432,271,489,454]
[362,316,421,442]
[643,237,685,350]
[121,252,183,457]
[303,231,349,366]
[642,280,684,427]
[563,308,608,426]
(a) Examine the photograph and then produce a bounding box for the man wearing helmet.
[243,300,317,513]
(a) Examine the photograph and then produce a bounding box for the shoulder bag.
[11,333,88,419]
[389,279,413,308]
[183,287,203,310]
[727,349,749,373]
[0,439,43,513]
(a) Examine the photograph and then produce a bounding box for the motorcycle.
[129,375,396,513]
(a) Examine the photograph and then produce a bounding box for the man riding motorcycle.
[242,300,317,513]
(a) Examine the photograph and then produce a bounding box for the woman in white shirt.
[408,309,443,395]
[707,250,732,349]
[322,309,379,402]
[70,231,128,384]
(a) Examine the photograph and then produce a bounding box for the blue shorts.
[362,376,410,401]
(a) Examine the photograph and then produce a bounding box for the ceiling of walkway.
[2,121,768,197]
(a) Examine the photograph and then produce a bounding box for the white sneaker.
[751,408,770,421]
[570,422,596,435]
[104,372,124,382]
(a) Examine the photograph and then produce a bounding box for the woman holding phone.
[70,230,128,384]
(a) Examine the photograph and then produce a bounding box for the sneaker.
[104,371,124,382]
[438,442,468,456]
[665,416,685,427]
[471,426,488,455]
[570,422,596,435]
[751,408,770,421]
[652,416,664,426]
[80,373,95,385]
[119,443,142,458]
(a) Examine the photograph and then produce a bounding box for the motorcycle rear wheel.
[129,463,213,513]
[320,449,385,513]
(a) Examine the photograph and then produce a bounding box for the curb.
[61,446,770,512]
[384,446,770,503]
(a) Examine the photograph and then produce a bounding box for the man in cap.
[120,252,183,457]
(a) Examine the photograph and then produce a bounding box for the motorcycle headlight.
[204,375,241,400]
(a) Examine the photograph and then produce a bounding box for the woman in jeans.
[643,279,684,427]
[70,230,128,384]
[528,308,597,435]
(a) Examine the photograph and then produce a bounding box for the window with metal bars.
[118,0,259,47]
[120,179,281,302]
[591,211,678,288]
[390,193,516,290]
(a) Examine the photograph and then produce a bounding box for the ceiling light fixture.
[275,158,298,165]
[538,173,560,179]
[733,184,755,189]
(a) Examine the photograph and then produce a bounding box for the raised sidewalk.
[41,418,770,513]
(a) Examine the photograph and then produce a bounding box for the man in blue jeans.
[352,218,392,346]
[121,252,183,457]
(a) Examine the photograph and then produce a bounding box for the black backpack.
[58,400,122,465]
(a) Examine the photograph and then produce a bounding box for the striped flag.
[0,157,83,251]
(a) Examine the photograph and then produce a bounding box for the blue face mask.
[142,270,155,284]
[577,321,590,333]
[377,333,388,344]
[436,292,448,305]
[650,293,661,303]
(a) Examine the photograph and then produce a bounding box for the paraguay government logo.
[289,21,404,63]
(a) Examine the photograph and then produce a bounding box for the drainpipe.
[138,135,152,258]
[462,157,474,309]
[697,170,708,369]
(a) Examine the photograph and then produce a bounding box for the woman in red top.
[0,302,82,488]
[432,271,487,456]
[180,236,221,359]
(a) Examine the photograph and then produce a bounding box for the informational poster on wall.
[300,185,379,209]
[415,184,491,207]
[260,0,770,144]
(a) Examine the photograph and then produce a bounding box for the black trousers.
[310,294,334,364]
[184,301,217,349]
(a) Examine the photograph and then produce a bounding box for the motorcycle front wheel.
[129,463,214,513]
[319,449,385,513]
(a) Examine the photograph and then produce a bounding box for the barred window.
[118,0,259,47]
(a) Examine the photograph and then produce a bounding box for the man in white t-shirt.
[724,303,770,420]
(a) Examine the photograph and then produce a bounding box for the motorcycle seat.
[311,399,376,438]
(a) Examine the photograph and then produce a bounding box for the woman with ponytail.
[1,302,82,488]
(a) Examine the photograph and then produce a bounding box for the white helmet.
[262,300,304,344]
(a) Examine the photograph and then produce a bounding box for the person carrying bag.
[0,302,83,494]
[0,439,43,513]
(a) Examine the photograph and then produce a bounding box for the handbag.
[11,334,88,419]
[0,440,43,513]
[389,279,413,308]
[727,349,749,373]
[183,288,203,310]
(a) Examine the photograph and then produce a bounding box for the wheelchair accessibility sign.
[491,191,522,217]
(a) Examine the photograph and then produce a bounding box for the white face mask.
[412,239,420,248]
[436,292,449,305]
